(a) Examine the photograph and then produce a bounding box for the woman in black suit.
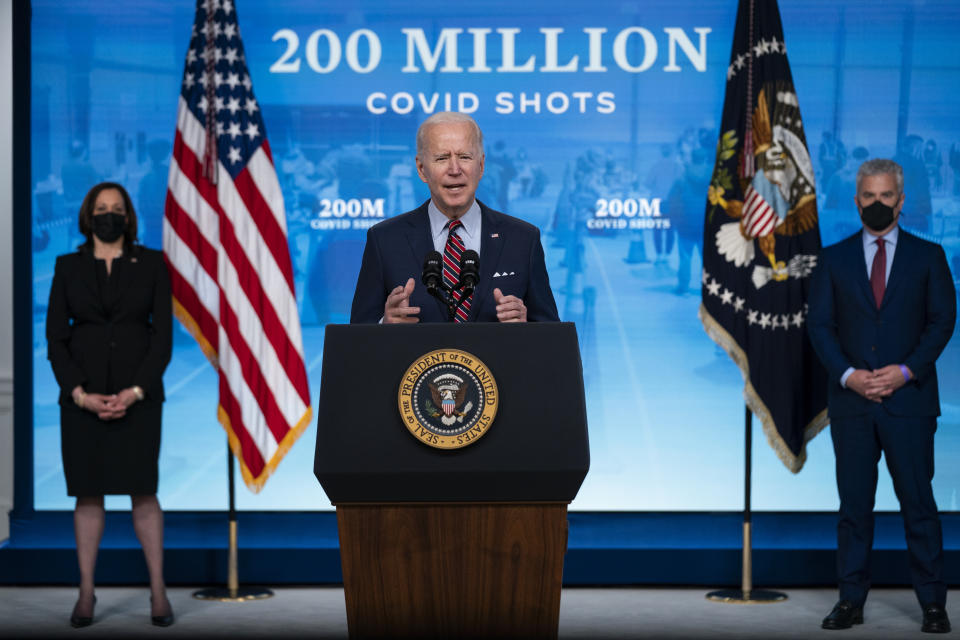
[46,182,174,628]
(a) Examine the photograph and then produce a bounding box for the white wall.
[0,0,14,543]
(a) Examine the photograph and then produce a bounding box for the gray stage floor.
[0,586,952,638]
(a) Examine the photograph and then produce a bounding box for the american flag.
[163,0,311,492]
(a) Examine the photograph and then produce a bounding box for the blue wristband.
[899,364,911,381]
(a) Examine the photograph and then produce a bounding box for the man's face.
[855,173,904,212]
[415,121,484,219]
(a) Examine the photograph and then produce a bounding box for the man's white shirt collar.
[861,224,899,250]
[429,200,481,244]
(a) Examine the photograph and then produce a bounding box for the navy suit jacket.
[350,200,560,323]
[807,228,956,418]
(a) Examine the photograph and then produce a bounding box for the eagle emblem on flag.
[711,85,819,289]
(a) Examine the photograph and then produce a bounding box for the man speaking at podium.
[350,112,559,324]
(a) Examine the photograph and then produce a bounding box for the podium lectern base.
[336,502,568,639]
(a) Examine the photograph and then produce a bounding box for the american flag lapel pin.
[490,233,499,238]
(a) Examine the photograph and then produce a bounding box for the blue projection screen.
[30,0,960,511]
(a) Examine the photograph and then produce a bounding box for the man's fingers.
[493,287,503,302]
[497,305,524,320]
[385,304,420,324]
[403,277,416,296]
[393,305,420,317]
[386,286,407,305]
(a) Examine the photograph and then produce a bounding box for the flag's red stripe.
[261,139,275,164]
[743,190,761,213]
[219,211,311,404]
[165,256,219,350]
[757,217,775,236]
[218,374,267,478]
[233,165,296,293]
[176,132,310,404]
[746,202,774,236]
[219,290,293,443]
[748,208,774,236]
[165,190,218,281]
[172,131,226,229]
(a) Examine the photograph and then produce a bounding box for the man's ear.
[415,155,428,184]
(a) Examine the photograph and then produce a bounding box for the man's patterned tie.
[442,219,471,322]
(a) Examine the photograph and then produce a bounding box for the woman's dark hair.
[77,182,139,251]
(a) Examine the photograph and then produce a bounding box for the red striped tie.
[442,219,472,322]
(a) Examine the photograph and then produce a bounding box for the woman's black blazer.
[46,246,173,405]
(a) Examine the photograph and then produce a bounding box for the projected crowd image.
[29,0,960,511]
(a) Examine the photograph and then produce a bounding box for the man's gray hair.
[856,158,904,194]
[416,112,484,158]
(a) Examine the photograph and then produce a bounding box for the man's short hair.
[416,112,484,158]
[856,158,904,194]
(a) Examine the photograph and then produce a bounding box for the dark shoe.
[821,600,863,630]
[150,595,175,627]
[922,603,951,633]
[69,595,96,628]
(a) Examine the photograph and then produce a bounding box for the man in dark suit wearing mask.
[809,158,956,633]
[350,112,559,324]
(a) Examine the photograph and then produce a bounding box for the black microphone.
[422,251,443,295]
[458,250,480,293]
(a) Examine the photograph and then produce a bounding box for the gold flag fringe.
[172,297,218,369]
[699,302,829,473]
[219,404,313,494]
[173,294,313,493]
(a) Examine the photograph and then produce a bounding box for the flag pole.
[192,438,274,602]
[707,407,786,604]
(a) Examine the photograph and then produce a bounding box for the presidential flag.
[699,0,828,472]
[163,0,312,492]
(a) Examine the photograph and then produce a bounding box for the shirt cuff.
[899,364,912,382]
[839,367,855,388]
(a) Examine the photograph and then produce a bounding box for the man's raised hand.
[384,278,420,323]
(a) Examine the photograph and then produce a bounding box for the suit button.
[110,341,116,348]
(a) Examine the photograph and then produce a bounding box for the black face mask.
[91,212,126,243]
[859,200,896,232]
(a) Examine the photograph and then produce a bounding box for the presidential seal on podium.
[398,349,498,449]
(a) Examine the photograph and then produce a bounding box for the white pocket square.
[492,271,516,277]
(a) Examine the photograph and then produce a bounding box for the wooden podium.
[315,323,589,639]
